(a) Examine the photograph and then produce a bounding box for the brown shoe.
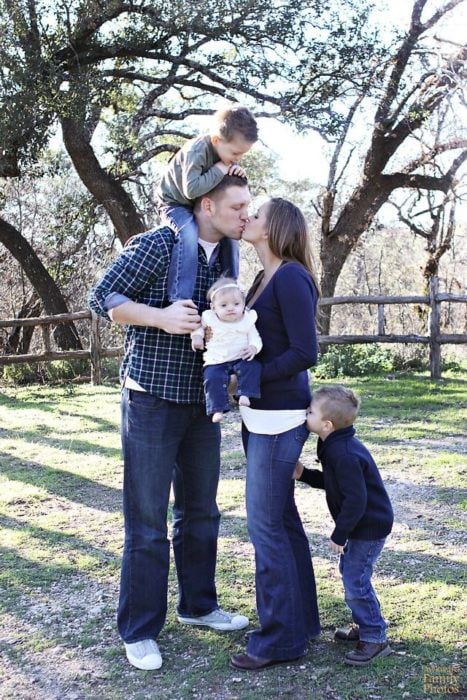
[334,625,360,642]
[230,652,300,671]
[344,641,392,666]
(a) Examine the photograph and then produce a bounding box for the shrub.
[314,344,394,379]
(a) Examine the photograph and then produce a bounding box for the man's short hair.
[194,174,248,210]
[211,104,258,143]
[313,385,360,430]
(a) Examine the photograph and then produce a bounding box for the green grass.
[0,374,466,699]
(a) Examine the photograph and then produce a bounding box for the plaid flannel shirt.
[88,227,222,403]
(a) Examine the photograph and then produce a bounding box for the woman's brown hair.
[265,197,320,291]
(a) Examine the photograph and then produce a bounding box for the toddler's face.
[306,399,327,436]
[214,135,253,165]
[212,290,245,323]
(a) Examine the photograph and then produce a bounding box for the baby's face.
[212,290,244,323]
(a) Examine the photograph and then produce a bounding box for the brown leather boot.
[344,640,392,666]
[334,625,360,641]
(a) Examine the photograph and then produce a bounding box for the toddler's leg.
[160,204,199,301]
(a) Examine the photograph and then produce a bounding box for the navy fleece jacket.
[299,425,394,546]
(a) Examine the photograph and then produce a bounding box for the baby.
[191,278,262,422]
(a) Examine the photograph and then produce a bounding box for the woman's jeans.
[118,388,221,643]
[244,423,321,660]
[203,359,262,416]
[339,538,388,643]
[159,203,240,301]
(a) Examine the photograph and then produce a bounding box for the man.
[89,175,251,671]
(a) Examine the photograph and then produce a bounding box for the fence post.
[429,276,441,379]
[377,304,386,336]
[90,312,102,385]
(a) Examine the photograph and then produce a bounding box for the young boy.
[295,385,394,666]
[191,278,262,422]
[156,104,258,302]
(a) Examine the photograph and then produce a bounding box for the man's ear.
[200,195,215,215]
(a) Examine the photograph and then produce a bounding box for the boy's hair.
[207,277,245,304]
[211,104,258,143]
[313,385,360,430]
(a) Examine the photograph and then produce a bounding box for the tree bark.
[61,116,147,244]
[0,217,82,350]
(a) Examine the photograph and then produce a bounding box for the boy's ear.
[211,134,220,146]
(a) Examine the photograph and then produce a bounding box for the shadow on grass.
[1,452,121,512]
[0,513,119,568]
[6,427,121,459]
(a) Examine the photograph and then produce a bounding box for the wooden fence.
[0,277,465,381]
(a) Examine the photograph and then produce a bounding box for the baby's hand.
[293,460,305,480]
[241,344,257,361]
[191,337,204,352]
[329,539,345,555]
[228,163,247,178]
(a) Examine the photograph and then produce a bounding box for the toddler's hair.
[207,277,245,304]
[211,104,258,143]
[313,385,360,430]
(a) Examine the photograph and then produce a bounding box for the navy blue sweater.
[247,262,318,410]
[299,426,394,546]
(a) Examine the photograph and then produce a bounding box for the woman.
[230,197,321,670]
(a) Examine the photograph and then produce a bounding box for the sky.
[255,0,467,184]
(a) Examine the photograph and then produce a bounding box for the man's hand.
[329,539,345,555]
[241,344,257,361]
[293,460,305,480]
[161,300,201,334]
[228,163,247,178]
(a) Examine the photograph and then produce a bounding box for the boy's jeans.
[339,538,388,643]
[159,203,239,301]
[203,359,262,415]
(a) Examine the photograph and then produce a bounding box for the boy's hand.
[241,344,257,361]
[329,539,345,555]
[215,161,230,174]
[228,163,247,178]
[191,336,204,352]
[293,460,305,480]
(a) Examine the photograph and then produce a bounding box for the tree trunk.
[61,116,147,244]
[0,217,82,350]
[319,178,392,334]
[5,292,42,354]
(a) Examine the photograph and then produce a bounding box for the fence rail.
[0,277,466,381]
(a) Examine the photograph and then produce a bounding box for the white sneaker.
[177,607,249,631]
[124,639,162,670]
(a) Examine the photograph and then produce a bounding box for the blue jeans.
[160,203,240,301]
[339,538,388,643]
[244,423,321,660]
[118,388,221,643]
[204,359,262,416]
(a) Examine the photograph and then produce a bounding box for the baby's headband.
[210,283,242,300]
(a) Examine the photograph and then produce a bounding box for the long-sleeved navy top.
[246,261,318,410]
[299,425,394,546]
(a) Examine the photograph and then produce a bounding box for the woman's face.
[241,201,269,244]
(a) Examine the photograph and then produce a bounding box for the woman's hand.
[241,344,257,361]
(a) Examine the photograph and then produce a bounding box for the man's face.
[208,185,251,240]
